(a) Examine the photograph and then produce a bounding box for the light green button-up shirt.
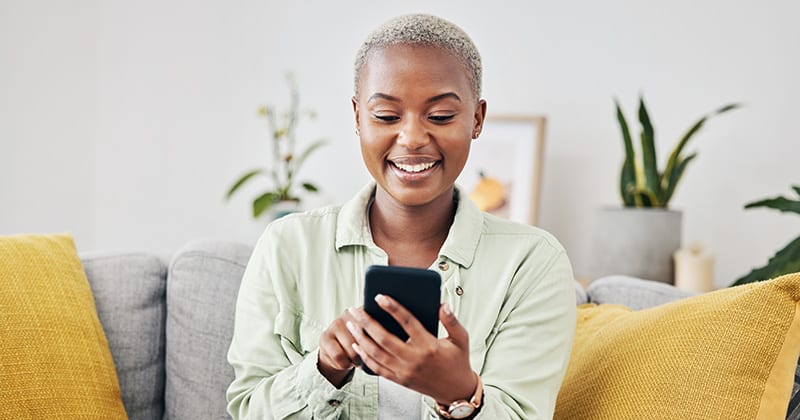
[227,183,576,419]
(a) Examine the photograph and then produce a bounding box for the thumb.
[440,302,469,349]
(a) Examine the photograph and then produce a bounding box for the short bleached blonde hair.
[353,14,483,100]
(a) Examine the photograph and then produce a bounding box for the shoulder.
[257,205,342,246]
[479,212,566,255]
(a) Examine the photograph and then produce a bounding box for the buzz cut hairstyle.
[353,13,483,100]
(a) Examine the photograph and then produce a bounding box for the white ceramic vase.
[589,207,682,284]
[269,200,300,220]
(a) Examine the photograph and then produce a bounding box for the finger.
[319,334,355,371]
[439,302,469,349]
[374,294,432,341]
[350,306,406,357]
[320,310,363,367]
[351,342,393,377]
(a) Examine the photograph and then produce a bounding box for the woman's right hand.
[317,308,362,388]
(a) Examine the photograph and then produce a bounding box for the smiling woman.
[226,13,577,420]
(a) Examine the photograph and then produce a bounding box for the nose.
[396,118,430,150]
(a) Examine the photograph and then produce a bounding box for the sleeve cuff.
[295,348,356,416]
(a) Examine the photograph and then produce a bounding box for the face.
[353,44,487,208]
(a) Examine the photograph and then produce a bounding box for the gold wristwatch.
[436,373,483,419]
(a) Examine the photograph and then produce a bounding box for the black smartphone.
[361,265,441,375]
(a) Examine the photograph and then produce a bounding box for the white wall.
[2,0,798,287]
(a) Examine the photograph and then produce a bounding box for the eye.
[373,114,399,123]
[429,115,455,123]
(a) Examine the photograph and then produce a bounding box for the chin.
[383,184,453,208]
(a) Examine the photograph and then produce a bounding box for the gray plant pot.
[589,207,682,284]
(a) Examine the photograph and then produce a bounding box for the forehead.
[358,44,474,99]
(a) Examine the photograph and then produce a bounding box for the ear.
[472,99,487,139]
[352,96,361,133]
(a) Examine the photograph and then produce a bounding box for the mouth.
[387,157,440,180]
[390,161,438,173]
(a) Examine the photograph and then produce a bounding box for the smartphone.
[361,265,441,375]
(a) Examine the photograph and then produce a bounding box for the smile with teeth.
[392,161,437,173]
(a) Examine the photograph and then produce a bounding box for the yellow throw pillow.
[555,272,800,420]
[0,234,127,419]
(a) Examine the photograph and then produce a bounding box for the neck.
[369,187,456,266]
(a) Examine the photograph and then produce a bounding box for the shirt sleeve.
[471,249,577,419]
[226,226,362,419]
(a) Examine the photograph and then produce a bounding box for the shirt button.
[455,286,464,296]
[438,261,449,271]
[328,399,341,407]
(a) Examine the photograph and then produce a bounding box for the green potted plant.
[731,185,800,286]
[226,74,326,220]
[589,95,739,283]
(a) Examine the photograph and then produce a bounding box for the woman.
[227,14,576,420]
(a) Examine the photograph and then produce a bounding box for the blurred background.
[1,0,798,287]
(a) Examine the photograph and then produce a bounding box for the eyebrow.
[367,92,462,104]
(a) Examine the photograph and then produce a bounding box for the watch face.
[450,403,475,419]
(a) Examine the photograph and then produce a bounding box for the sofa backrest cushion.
[165,240,252,420]
[586,274,697,309]
[82,249,168,420]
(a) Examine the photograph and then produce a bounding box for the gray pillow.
[164,240,252,420]
[586,275,697,310]
[82,251,167,420]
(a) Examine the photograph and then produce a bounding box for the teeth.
[394,161,436,173]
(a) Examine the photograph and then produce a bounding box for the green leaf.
[292,139,327,173]
[631,186,659,207]
[731,236,800,285]
[792,185,800,197]
[253,192,281,218]
[744,196,800,215]
[638,96,662,205]
[226,169,263,200]
[615,99,637,207]
[714,103,741,114]
[662,103,739,204]
[661,153,698,206]
[301,182,319,192]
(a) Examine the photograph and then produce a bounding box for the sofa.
[69,239,798,419]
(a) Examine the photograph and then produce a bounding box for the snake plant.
[615,96,739,208]
[731,185,800,286]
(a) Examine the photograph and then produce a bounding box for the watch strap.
[436,372,483,419]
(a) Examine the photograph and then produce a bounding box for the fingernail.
[375,294,388,305]
[351,342,362,355]
[443,302,453,316]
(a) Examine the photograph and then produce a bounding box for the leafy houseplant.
[226,74,326,219]
[731,185,800,286]
[590,96,739,284]
[615,97,739,208]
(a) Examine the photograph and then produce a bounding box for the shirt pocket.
[274,309,324,364]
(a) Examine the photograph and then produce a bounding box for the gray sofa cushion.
[81,251,167,420]
[586,275,697,310]
[574,281,588,305]
[165,240,252,420]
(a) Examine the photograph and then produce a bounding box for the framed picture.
[457,115,546,226]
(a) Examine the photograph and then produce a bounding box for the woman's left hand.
[346,295,478,405]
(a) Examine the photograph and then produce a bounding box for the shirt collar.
[335,182,483,269]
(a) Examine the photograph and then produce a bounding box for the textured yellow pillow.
[0,234,126,419]
[555,272,800,420]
